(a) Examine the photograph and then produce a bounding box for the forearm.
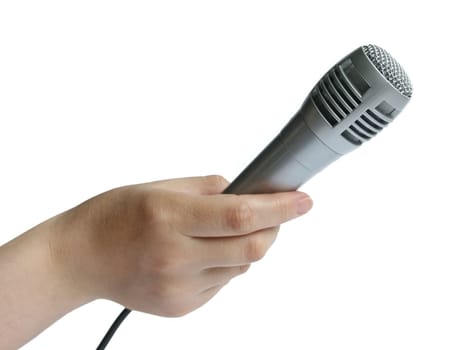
[0,216,93,349]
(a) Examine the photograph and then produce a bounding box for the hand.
[51,175,313,317]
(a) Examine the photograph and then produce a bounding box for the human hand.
[51,175,312,317]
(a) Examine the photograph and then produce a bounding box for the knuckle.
[139,191,161,224]
[244,235,268,262]
[275,197,292,222]
[150,244,188,277]
[139,191,173,230]
[204,175,229,192]
[226,200,255,232]
[271,226,280,234]
[165,307,191,318]
[151,254,177,276]
[154,291,192,318]
[238,264,251,275]
[154,281,178,300]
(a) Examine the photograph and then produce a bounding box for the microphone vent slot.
[341,109,393,145]
[312,62,364,128]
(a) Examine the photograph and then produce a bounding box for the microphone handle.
[223,114,341,195]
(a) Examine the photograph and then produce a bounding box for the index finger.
[147,175,229,195]
[180,191,312,237]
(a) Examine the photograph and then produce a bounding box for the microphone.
[224,44,412,195]
[97,45,413,350]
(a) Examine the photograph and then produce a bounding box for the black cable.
[96,308,132,350]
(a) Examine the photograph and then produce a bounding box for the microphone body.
[224,115,337,194]
[224,45,412,195]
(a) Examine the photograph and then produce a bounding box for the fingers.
[189,282,228,314]
[199,265,250,291]
[181,191,312,237]
[195,226,280,267]
[149,175,229,195]
[156,283,229,318]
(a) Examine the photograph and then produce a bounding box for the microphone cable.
[96,308,131,350]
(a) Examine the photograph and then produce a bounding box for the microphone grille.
[363,44,413,97]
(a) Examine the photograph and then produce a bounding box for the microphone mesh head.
[363,44,413,97]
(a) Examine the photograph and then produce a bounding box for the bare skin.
[0,175,312,349]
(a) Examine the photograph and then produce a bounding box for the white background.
[1,1,467,349]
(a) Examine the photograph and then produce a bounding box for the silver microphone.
[224,44,413,195]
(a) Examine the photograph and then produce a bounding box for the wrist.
[0,215,95,348]
[47,211,99,305]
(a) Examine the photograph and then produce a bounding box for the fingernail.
[297,195,313,215]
